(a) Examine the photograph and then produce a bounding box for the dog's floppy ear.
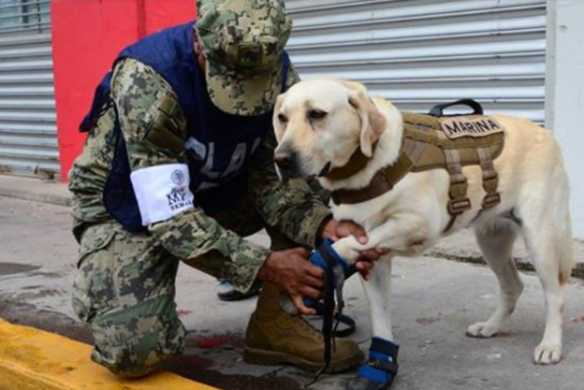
[345,82,387,157]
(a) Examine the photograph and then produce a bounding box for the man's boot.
[244,283,364,372]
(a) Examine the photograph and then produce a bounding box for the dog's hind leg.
[467,218,523,338]
[516,164,573,364]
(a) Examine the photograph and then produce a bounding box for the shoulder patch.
[144,93,185,154]
[440,116,504,139]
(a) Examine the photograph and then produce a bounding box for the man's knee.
[89,299,186,378]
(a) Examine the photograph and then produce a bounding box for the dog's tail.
[556,167,574,286]
[557,220,574,286]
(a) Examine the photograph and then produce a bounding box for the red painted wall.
[144,0,197,34]
[52,0,197,181]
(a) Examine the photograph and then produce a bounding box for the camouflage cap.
[196,0,292,116]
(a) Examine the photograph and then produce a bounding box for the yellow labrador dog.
[273,78,573,387]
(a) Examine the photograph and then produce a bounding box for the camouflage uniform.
[69,1,334,378]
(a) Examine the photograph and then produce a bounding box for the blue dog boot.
[346,338,399,390]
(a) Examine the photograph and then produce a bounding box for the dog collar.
[330,149,409,206]
[326,142,379,181]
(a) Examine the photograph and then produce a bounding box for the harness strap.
[402,137,426,165]
[443,148,471,232]
[477,147,501,210]
[330,138,425,205]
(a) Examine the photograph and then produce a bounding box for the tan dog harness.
[329,100,505,232]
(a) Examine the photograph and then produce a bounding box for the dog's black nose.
[274,152,293,170]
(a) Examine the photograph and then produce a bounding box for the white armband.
[130,164,195,226]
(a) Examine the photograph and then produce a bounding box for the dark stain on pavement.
[0,262,41,276]
[27,270,65,278]
[168,354,302,390]
[0,296,93,343]
[17,288,66,300]
[0,296,93,344]
[186,331,246,349]
[416,316,442,325]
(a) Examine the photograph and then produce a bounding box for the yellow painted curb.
[0,318,219,390]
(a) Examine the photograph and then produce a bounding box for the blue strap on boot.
[304,238,352,308]
[310,238,351,274]
[347,337,399,390]
[303,238,358,387]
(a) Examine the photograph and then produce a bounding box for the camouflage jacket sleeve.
[247,65,332,248]
[111,58,269,292]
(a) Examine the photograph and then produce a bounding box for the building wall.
[50,0,583,238]
[51,0,196,182]
[286,0,547,121]
[545,0,584,238]
[0,1,57,179]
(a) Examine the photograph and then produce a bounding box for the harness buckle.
[482,192,501,209]
[447,197,471,215]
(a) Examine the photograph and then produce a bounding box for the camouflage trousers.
[72,186,328,378]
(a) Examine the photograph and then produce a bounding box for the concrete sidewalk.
[1,195,584,390]
[0,174,71,207]
[1,176,584,390]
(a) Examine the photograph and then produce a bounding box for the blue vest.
[80,22,289,232]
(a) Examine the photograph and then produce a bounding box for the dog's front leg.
[346,256,400,390]
[334,218,419,390]
[362,256,394,341]
[331,216,426,344]
[332,215,427,263]
[330,221,407,340]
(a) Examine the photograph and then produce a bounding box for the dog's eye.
[277,113,288,123]
[308,109,327,120]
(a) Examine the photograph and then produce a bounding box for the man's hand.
[321,219,389,279]
[257,248,324,315]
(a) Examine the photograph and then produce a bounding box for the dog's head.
[273,78,388,182]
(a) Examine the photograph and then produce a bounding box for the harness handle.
[428,98,483,117]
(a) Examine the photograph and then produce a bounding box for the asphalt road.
[1,196,583,390]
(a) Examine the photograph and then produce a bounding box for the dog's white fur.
[273,78,573,365]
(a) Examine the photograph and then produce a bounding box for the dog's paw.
[465,322,500,338]
[534,343,562,365]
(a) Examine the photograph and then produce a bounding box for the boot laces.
[285,313,324,340]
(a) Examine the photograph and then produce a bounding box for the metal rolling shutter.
[286,0,547,123]
[0,0,58,179]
